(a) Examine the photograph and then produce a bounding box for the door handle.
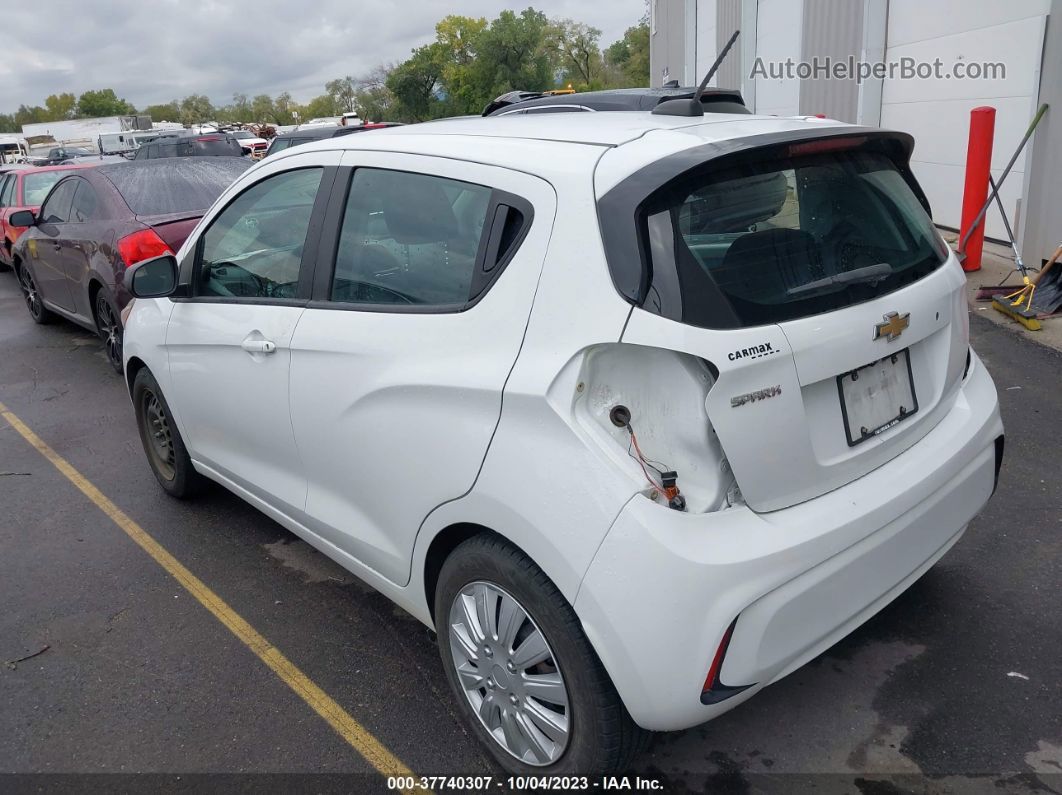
[241,339,276,354]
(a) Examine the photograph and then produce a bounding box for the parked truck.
[0,135,29,164]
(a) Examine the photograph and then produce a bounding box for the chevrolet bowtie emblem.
[874,311,910,342]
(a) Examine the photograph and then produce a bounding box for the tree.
[435,15,488,114]
[326,76,357,114]
[250,94,275,123]
[14,104,48,127]
[0,114,17,133]
[473,9,554,100]
[551,20,603,89]
[231,93,251,121]
[354,66,396,122]
[273,92,294,124]
[77,88,136,118]
[301,94,337,119]
[605,21,650,86]
[179,94,215,125]
[143,101,181,122]
[44,93,77,121]
[387,42,449,121]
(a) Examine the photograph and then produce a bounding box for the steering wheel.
[205,261,265,297]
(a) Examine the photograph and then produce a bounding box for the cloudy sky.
[0,0,646,113]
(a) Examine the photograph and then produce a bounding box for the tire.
[435,534,647,776]
[94,291,124,375]
[17,263,54,324]
[132,367,207,498]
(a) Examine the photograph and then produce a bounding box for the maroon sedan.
[10,157,248,373]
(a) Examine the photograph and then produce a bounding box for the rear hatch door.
[612,132,969,512]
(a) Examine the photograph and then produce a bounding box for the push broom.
[991,243,1062,331]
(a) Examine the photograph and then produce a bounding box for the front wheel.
[132,368,207,498]
[18,264,54,324]
[435,534,647,775]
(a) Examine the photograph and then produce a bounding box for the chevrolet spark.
[123,111,1003,774]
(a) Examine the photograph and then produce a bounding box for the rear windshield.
[23,170,77,205]
[640,148,946,328]
[192,138,243,156]
[104,158,248,216]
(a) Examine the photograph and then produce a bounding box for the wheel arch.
[423,522,499,624]
[88,278,104,321]
[125,356,148,399]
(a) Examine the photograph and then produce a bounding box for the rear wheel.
[435,534,647,775]
[18,264,54,324]
[94,292,124,374]
[132,368,206,498]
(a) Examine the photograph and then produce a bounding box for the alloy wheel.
[448,581,571,766]
[96,295,123,371]
[141,390,175,481]
[19,267,42,320]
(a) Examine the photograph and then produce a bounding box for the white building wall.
[879,0,1049,238]
[696,0,719,84]
[753,0,804,116]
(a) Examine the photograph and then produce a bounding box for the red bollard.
[958,106,996,272]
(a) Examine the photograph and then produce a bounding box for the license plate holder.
[837,349,918,447]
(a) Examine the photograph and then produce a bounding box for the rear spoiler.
[136,210,204,227]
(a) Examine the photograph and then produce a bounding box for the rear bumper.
[573,352,1002,731]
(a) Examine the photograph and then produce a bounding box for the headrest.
[376,171,460,244]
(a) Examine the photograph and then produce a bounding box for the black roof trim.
[483,86,748,116]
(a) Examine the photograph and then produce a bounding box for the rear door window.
[330,168,492,307]
[69,180,100,222]
[0,175,12,207]
[639,148,946,328]
[40,179,77,223]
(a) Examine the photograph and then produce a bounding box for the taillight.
[700,617,752,705]
[118,228,172,268]
[702,619,737,694]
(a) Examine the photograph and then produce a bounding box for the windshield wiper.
[787,262,894,297]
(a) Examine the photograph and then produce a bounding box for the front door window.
[197,168,323,300]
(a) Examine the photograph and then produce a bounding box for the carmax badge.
[731,385,782,408]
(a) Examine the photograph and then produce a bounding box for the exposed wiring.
[626,424,668,498]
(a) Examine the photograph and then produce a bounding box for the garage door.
[878,0,1048,239]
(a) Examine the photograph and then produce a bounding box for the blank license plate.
[837,349,918,446]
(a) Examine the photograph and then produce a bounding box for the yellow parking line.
[0,401,421,789]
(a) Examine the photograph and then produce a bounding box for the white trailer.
[20,115,152,148]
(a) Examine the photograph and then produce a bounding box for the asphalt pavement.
[0,270,1059,794]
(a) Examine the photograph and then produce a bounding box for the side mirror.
[8,209,35,227]
[127,254,179,298]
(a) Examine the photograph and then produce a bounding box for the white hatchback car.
[123,111,1003,774]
